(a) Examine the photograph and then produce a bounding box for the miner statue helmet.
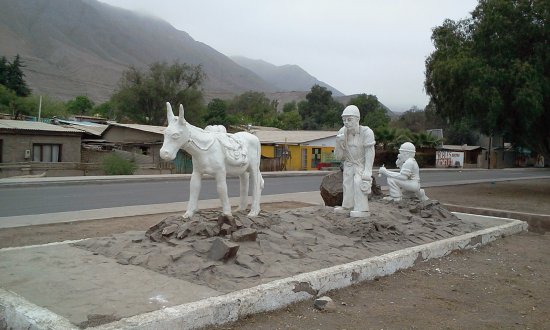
[399,142,416,154]
[341,105,360,118]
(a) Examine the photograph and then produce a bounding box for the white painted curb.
[0,288,76,330]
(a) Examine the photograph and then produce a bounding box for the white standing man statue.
[378,142,429,202]
[334,105,376,217]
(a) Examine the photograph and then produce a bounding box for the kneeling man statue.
[334,105,375,217]
[379,142,429,202]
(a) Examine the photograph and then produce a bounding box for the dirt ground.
[1,179,550,329]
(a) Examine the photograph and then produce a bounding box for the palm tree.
[374,127,398,150]
[393,129,414,149]
[411,131,442,148]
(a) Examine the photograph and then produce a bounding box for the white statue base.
[350,210,370,218]
[334,206,370,218]
[334,206,349,214]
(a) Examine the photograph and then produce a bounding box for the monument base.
[350,210,370,217]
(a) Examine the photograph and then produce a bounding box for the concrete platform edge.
[0,288,77,330]
[83,215,527,330]
[444,203,550,234]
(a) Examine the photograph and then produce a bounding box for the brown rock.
[176,228,191,239]
[320,171,382,206]
[314,296,336,311]
[162,224,179,236]
[320,171,343,206]
[420,210,433,218]
[219,223,234,236]
[208,238,240,262]
[370,175,383,196]
[231,228,258,242]
[218,214,237,229]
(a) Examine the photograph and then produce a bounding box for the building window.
[33,144,61,162]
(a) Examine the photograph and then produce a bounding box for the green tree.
[347,94,388,125]
[374,127,399,150]
[0,84,17,114]
[0,55,31,97]
[425,0,549,157]
[445,119,479,145]
[391,107,427,132]
[227,91,277,126]
[24,95,68,118]
[298,84,343,129]
[282,101,297,113]
[67,95,94,115]
[363,107,390,130]
[93,101,115,119]
[0,57,8,88]
[277,101,303,130]
[205,98,229,125]
[393,129,415,148]
[424,101,448,130]
[111,61,205,126]
[410,131,442,148]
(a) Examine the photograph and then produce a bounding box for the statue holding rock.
[333,105,376,217]
[378,142,429,202]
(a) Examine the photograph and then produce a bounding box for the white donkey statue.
[160,103,264,218]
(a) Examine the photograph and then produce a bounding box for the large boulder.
[320,171,343,206]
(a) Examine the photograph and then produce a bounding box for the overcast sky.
[99,0,478,111]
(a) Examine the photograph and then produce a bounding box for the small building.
[253,130,337,171]
[476,134,517,169]
[0,119,83,177]
[100,123,170,169]
[436,145,483,168]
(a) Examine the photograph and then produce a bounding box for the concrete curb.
[83,213,526,330]
[0,171,327,188]
[443,203,550,234]
[0,288,76,330]
[421,175,550,188]
[0,192,325,229]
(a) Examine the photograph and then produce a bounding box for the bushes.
[101,153,137,175]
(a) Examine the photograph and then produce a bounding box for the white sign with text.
[436,151,464,168]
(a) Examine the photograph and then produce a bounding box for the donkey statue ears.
[166,102,186,124]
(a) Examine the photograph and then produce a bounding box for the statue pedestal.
[350,210,370,218]
[334,206,349,214]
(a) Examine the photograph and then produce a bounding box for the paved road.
[1,169,548,217]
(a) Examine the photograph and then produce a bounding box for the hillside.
[230,56,344,97]
[0,0,276,102]
[0,0,348,105]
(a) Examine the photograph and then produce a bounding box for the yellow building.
[253,130,338,171]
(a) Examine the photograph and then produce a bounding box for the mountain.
[0,0,278,102]
[230,56,344,97]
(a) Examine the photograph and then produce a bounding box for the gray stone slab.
[0,243,221,326]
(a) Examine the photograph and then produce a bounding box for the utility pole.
[487,134,492,169]
[38,95,42,120]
